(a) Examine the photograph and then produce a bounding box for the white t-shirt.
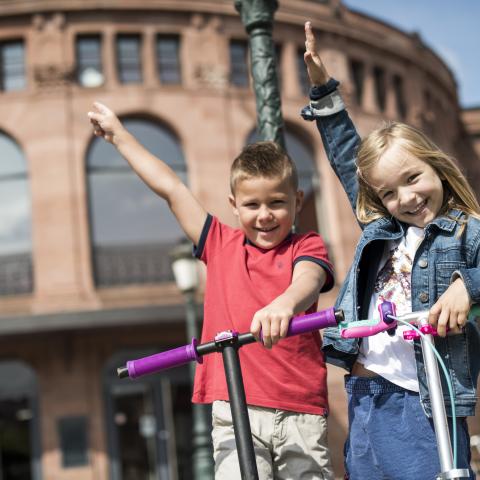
[357,226,425,392]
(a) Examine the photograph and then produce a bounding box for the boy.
[88,102,335,479]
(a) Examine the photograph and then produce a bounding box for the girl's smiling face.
[367,143,444,228]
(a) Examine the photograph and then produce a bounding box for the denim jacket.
[302,80,480,417]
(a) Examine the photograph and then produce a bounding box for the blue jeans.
[344,375,475,480]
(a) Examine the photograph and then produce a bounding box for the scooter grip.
[287,308,342,336]
[340,320,393,338]
[124,338,202,379]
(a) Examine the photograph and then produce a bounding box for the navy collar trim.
[245,232,294,249]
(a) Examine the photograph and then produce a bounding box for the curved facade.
[0,1,478,478]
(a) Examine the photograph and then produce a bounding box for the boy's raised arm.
[88,102,207,245]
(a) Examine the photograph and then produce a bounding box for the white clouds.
[435,45,465,83]
[343,0,480,107]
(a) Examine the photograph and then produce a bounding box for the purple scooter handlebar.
[123,338,203,379]
[118,307,344,379]
[286,307,342,336]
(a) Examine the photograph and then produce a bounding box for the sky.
[342,0,480,108]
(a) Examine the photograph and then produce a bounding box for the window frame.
[76,33,104,88]
[116,33,143,84]
[86,117,187,287]
[155,34,182,85]
[0,39,26,92]
[229,39,250,88]
[0,131,33,296]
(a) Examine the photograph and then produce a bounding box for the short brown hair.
[230,141,298,193]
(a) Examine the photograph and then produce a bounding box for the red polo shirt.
[192,215,334,414]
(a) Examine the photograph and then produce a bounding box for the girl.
[302,21,479,480]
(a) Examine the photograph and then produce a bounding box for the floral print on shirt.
[374,242,412,316]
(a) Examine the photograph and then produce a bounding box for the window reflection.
[0,41,26,91]
[393,74,407,120]
[0,132,33,295]
[373,65,386,112]
[156,35,181,85]
[349,59,365,106]
[87,118,186,286]
[76,35,104,88]
[117,35,142,84]
[229,40,249,87]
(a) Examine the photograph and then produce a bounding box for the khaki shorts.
[212,400,334,480]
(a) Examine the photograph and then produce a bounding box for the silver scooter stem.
[418,315,470,480]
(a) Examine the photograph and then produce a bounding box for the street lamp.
[170,241,214,480]
[235,0,285,148]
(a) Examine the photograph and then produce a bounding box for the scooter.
[118,301,471,480]
[118,307,343,480]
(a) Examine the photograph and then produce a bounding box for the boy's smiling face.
[229,175,303,249]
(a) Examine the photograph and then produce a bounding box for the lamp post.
[170,241,214,480]
[235,0,285,148]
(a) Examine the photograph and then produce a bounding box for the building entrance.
[0,361,40,480]
[105,351,193,480]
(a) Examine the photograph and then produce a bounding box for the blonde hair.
[230,141,298,194]
[355,121,480,224]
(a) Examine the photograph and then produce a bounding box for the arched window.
[103,351,192,479]
[0,132,33,295]
[0,361,41,480]
[246,128,320,233]
[87,118,186,287]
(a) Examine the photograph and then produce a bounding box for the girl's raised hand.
[87,102,124,144]
[428,278,471,336]
[304,21,330,86]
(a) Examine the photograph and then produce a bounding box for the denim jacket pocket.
[435,261,467,296]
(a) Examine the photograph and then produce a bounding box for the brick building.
[0,0,478,478]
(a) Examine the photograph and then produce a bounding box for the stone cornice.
[0,302,202,336]
[0,0,456,97]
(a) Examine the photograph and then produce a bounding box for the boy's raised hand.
[88,102,125,144]
[428,277,471,337]
[304,21,330,86]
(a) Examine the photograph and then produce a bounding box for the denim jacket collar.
[363,209,464,240]
[362,216,403,242]
[425,209,463,234]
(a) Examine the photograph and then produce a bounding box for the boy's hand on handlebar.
[428,278,471,337]
[304,21,330,86]
[88,102,125,145]
[250,302,292,349]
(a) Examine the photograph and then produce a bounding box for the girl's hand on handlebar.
[428,278,471,337]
